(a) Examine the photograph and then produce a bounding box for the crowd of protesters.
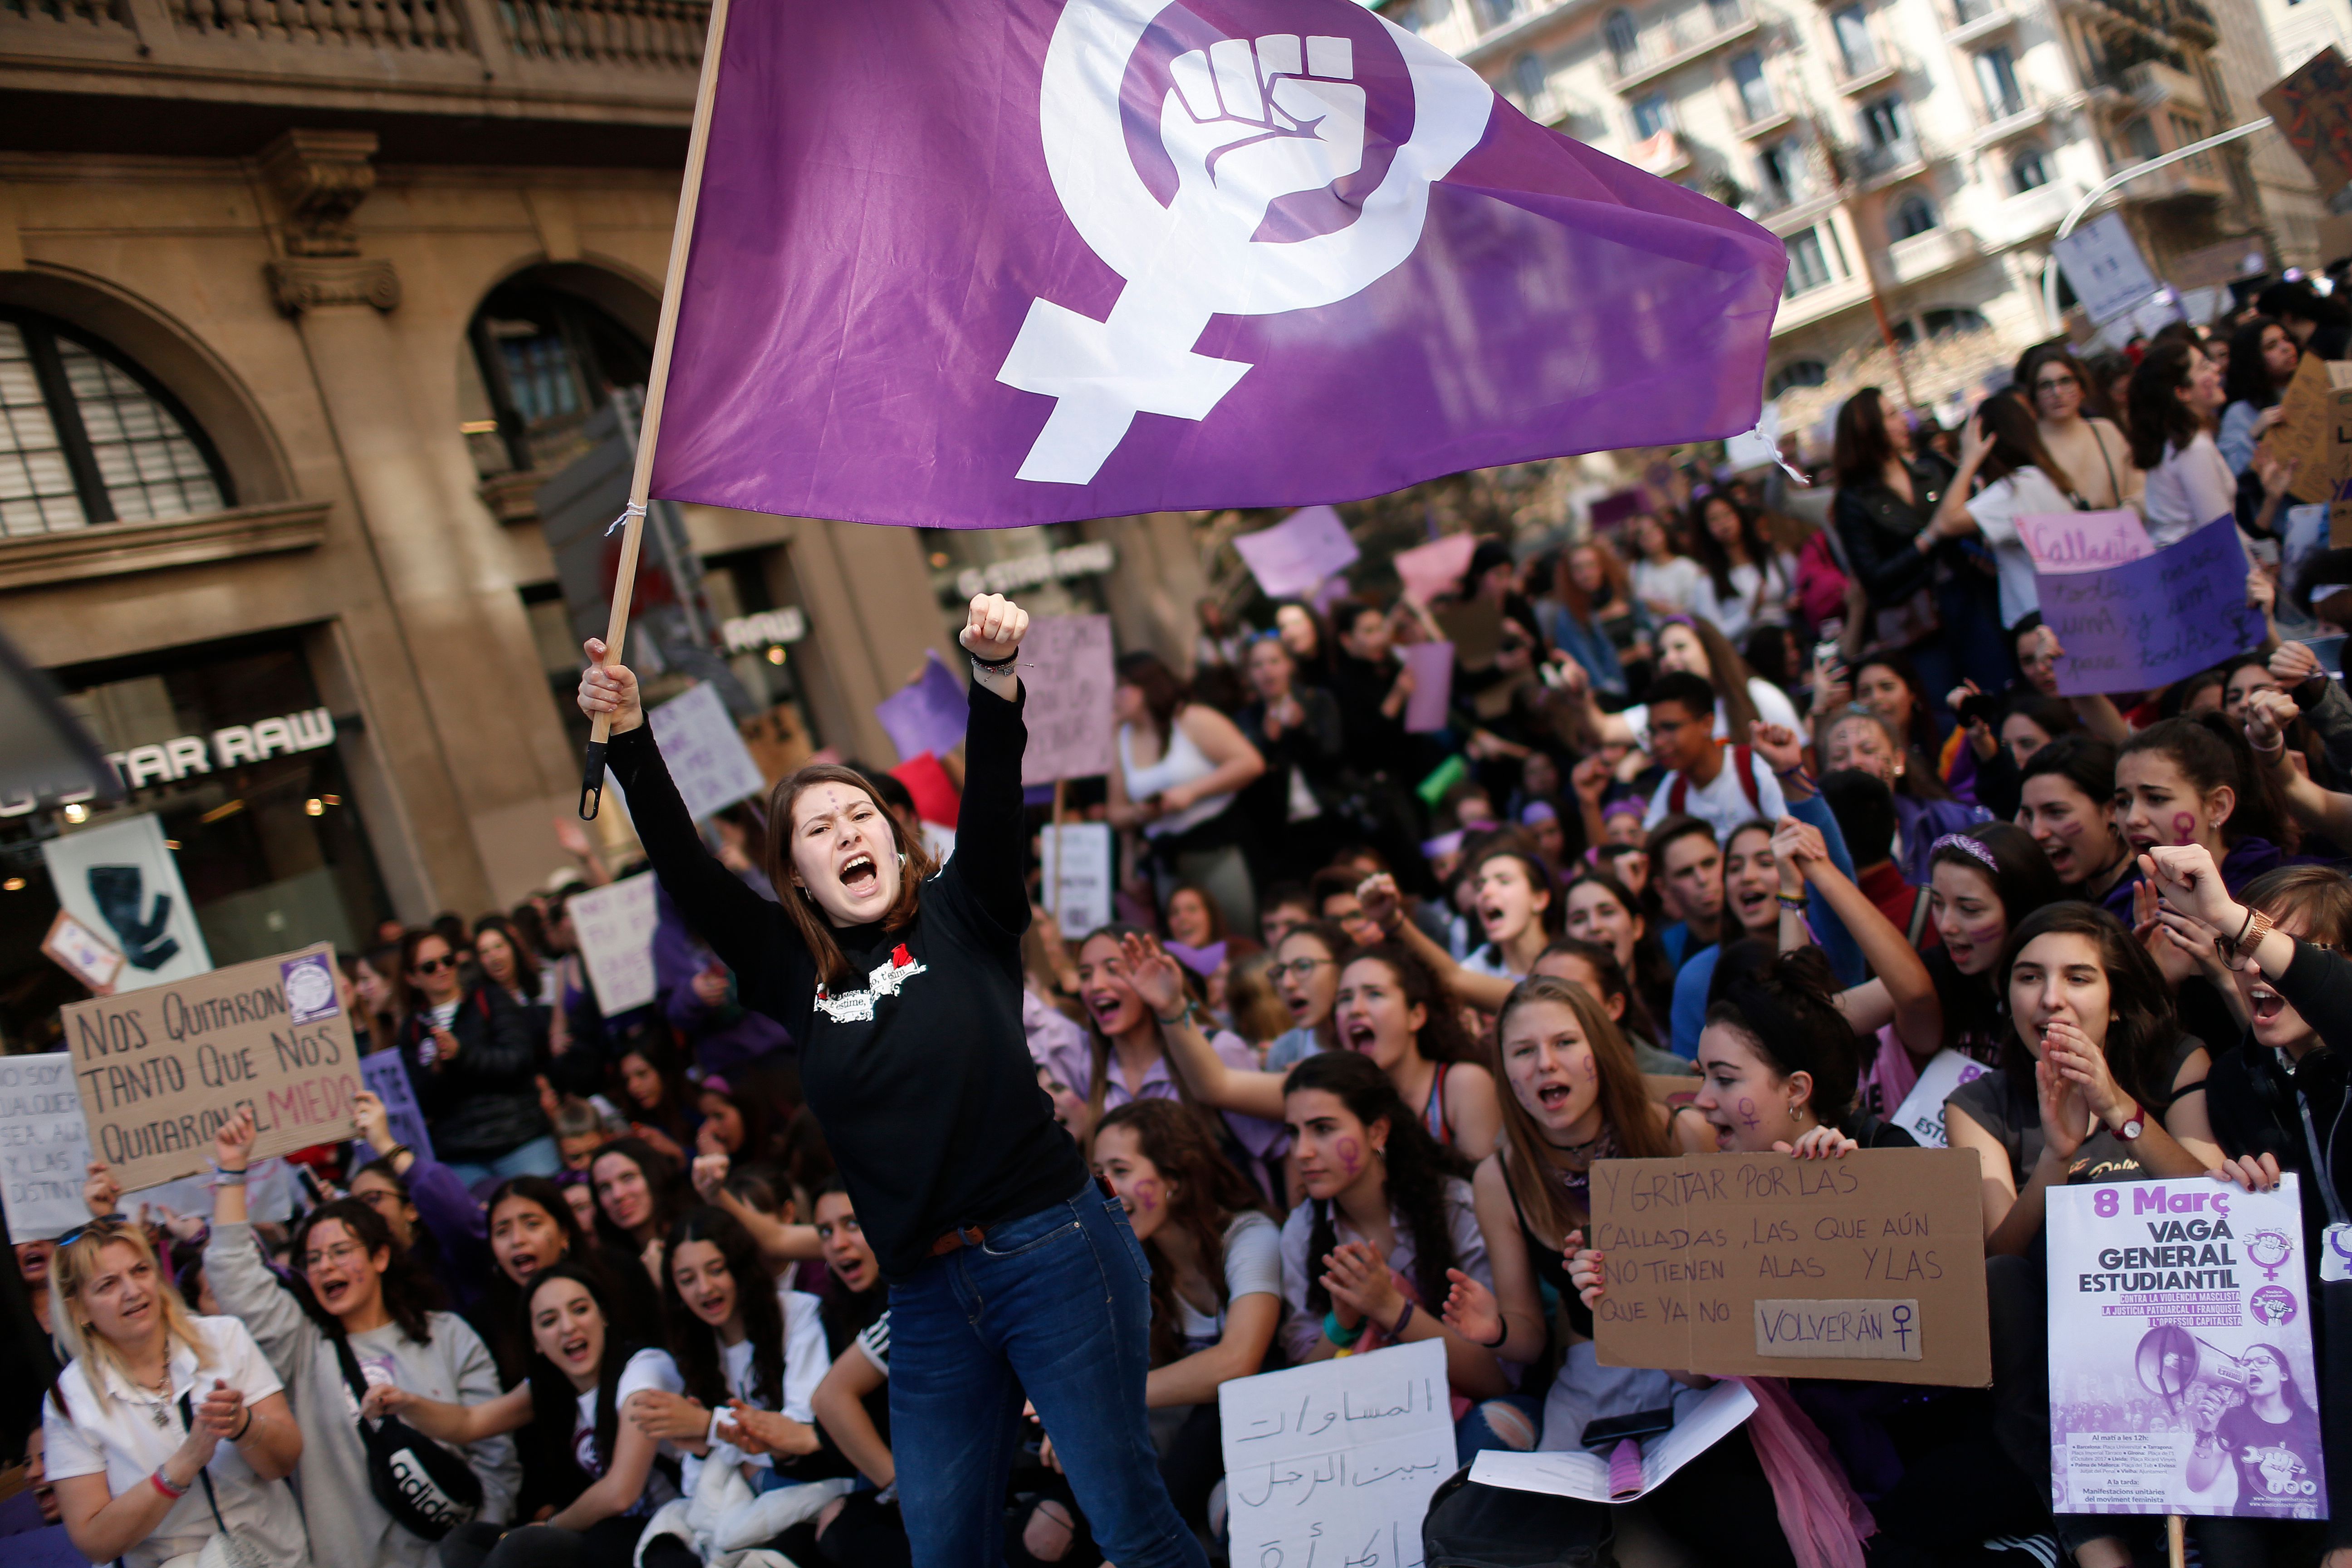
[18,286,2352,1568]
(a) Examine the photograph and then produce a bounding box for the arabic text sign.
[1590,1148,1989,1385]
[60,943,360,1191]
[0,1053,95,1240]
[1220,1338,1454,1568]
[2041,515,2260,696]
[649,681,767,821]
[1020,614,1116,785]
[2014,510,2155,575]
[1233,506,1361,599]
[2047,1178,2326,1519]
[570,873,659,1015]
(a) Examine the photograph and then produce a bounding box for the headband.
[1520,801,1558,825]
[1931,833,1999,874]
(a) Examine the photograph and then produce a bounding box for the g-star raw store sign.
[104,708,339,792]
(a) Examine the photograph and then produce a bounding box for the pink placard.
[1393,534,1478,606]
[1401,641,1455,733]
[1232,505,1360,599]
[2014,509,2156,574]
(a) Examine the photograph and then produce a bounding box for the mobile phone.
[1580,1406,1680,1451]
[1958,691,2003,729]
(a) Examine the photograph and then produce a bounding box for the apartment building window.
[1758,141,1801,204]
[1860,94,1911,149]
[1475,0,1521,28]
[1786,227,1834,295]
[1730,52,1774,121]
[1515,52,1548,103]
[0,310,232,536]
[1768,359,1828,396]
[1830,6,1877,74]
[1974,45,2024,118]
[1633,93,1674,138]
[2124,115,2161,160]
[469,276,652,477]
[2011,143,2050,191]
[2170,112,2210,170]
[1605,8,1639,70]
[1891,192,1940,239]
[1710,0,1744,29]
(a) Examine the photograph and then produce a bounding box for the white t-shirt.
[44,1317,309,1568]
[1619,677,1800,752]
[2142,433,2237,548]
[1460,945,1522,982]
[717,1288,830,1425]
[1965,466,2077,629]
[577,1346,682,1515]
[1277,1177,1490,1368]
[1174,1210,1284,1353]
[1641,750,1789,841]
[1689,555,1795,644]
[1631,555,1703,616]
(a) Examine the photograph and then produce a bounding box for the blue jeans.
[444,1135,561,1190]
[889,1182,1207,1568]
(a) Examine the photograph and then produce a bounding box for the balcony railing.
[1883,224,1982,284]
[169,0,473,53]
[1603,2,1759,89]
[1854,133,1929,179]
[1946,0,2017,40]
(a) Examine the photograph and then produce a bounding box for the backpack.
[1666,745,1760,819]
[331,1332,483,1540]
[1422,1465,1615,1568]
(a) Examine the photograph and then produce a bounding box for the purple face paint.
[1580,1052,1598,1081]
[1336,1136,1362,1176]
[1736,1097,1761,1130]
[1132,1178,1161,1213]
[2172,811,2197,846]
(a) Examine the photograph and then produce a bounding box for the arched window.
[468,276,653,477]
[0,310,231,536]
[2011,144,2050,192]
[1767,360,1828,397]
[1605,9,1639,70]
[1921,306,1989,338]
[1891,192,1939,240]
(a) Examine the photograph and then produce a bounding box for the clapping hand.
[1440,1269,1502,1348]
[194,1378,246,1441]
[2038,1019,2126,1132]
[1321,1240,1404,1330]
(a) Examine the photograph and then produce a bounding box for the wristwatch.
[2112,1099,2146,1142]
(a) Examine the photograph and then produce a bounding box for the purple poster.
[875,653,970,764]
[1233,506,1360,598]
[2038,514,2259,696]
[2046,1178,2326,1520]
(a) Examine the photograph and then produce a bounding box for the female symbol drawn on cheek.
[1335,1136,1361,1176]
[1735,1096,1761,1130]
[1132,1178,1161,1213]
[1579,1052,1598,1083]
[2172,811,2197,846]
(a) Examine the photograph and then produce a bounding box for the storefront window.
[920,523,1116,644]
[0,636,391,1051]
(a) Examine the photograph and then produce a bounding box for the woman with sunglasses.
[578,594,1207,1568]
[2014,343,2139,514]
[207,1107,519,1568]
[399,927,558,1186]
[42,1214,306,1568]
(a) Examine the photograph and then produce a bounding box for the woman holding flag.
[575,594,1205,1568]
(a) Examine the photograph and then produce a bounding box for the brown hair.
[1832,386,1899,485]
[1973,386,2078,495]
[1094,1098,1272,1367]
[1223,951,1295,1048]
[2239,865,2352,947]
[762,764,940,986]
[1556,536,1632,623]
[1659,615,1761,738]
[1491,977,1669,1254]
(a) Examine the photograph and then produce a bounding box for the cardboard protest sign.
[2252,353,2352,504]
[1220,1338,1454,1568]
[1393,534,1478,607]
[40,813,211,991]
[649,681,767,822]
[2261,46,2352,199]
[1590,1148,1990,1386]
[2014,510,2155,575]
[2040,516,2260,696]
[59,944,360,1191]
[1886,1050,1991,1150]
[1019,614,1116,786]
[42,908,124,993]
[568,873,659,1016]
[1233,506,1360,599]
[1470,1381,1755,1503]
[0,1052,95,1240]
[875,653,970,765]
[353,1050,433,1167]
[2053,213,2162,326]
[2047,1178,2326,1520]
[1039,820,1113,939]
[1400,641,1455,733]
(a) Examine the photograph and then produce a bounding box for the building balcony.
[1461,0,1602,66]
[0,0,706,126]
[1971,91,2056,147]
[1752,187,1843,235]
[2089,59,2208,116]
[1733,102,1795,139]
[1774,269,1875,335]
[1853,133,1936,186]
[1833,54,1904,94]
[1945,0,2019,44]
[1626,128,1692,177]
[2117,159,2230,204]
[1882,224,1983,285]
[1981,178,2080,245]
[1604,5,1761,91]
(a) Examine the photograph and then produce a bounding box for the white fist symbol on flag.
[1004,1,1492,486]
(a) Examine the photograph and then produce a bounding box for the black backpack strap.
[329,1326,373,1406]
[176,1391,231,1535]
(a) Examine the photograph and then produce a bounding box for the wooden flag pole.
[579,0,736,819]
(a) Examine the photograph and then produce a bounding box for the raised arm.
[1120,933,1286,1121]
[203,1110,319,1375]
[691,1149,823,1264]
[1359,873,1510,1012]
[1774,819,1940,1054]
[582,640,794,998]
[943,594,1034,936]
[2246,689,2352,846]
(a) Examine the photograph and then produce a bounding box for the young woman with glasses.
[206,1107,520,1568]
[2014,343,2139,513]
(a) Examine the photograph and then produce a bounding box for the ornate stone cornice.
[267,256,402,316]
[258,128,380,258]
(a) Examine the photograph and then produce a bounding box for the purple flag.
[875,653,970,761]
[650,0,1784,529]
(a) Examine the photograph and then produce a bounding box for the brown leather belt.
[931,1174,1117,1257]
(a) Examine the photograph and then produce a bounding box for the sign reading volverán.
[61,943,361,1191]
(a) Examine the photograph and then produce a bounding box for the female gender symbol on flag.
[648,0,1787,529]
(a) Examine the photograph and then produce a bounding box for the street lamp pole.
[2038,116,2278,330]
